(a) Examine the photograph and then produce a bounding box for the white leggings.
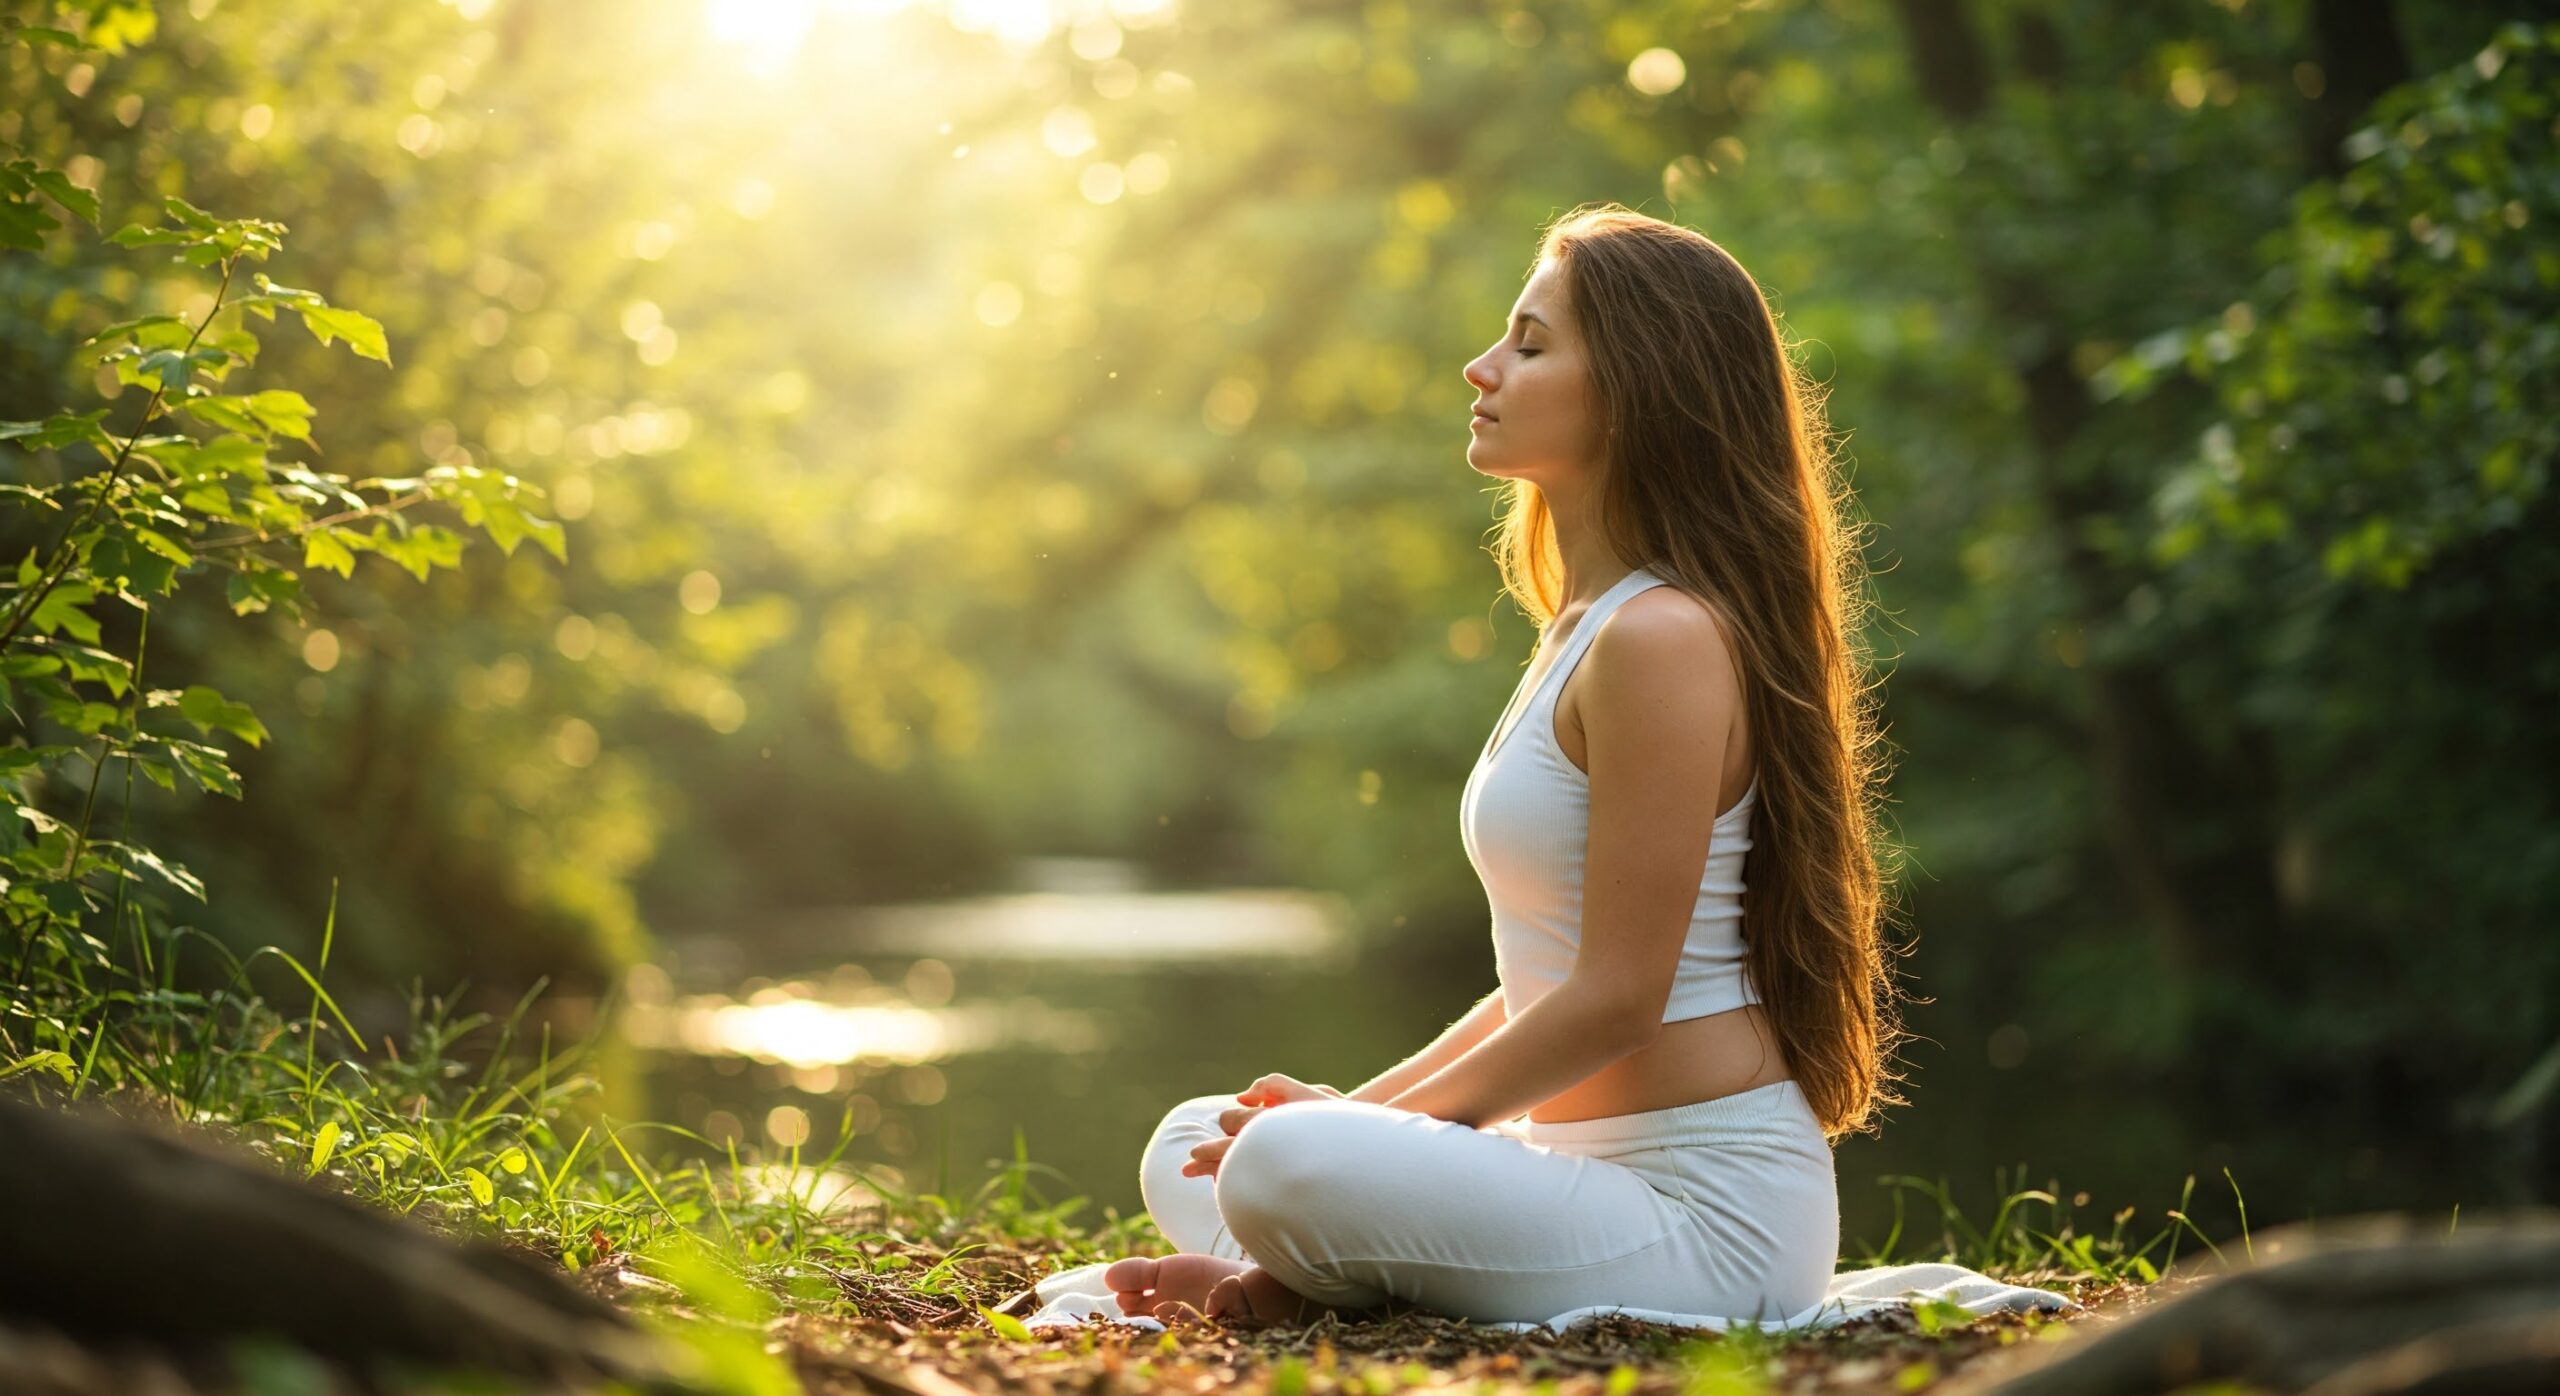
[1136,1080,1840,1324]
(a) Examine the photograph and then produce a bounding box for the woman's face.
[1462,257,1603,485]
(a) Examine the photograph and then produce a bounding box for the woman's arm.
[1380,978,1652,1127]
[1342,987,1510,1105]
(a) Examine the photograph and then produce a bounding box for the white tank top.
[1459,565,1760,1023]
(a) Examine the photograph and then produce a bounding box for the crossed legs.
[1113,1093,1367,1324]
[1124,1093,1795,1327]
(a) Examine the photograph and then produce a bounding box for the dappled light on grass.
[730,1160,891,1215]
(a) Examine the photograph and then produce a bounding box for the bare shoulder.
[1584,583,1745,698]
[1561,583,1747,778]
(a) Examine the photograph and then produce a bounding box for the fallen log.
[1981,1209,2560,1395]
[0,1093,677,1391]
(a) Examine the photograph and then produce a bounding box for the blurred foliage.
[2,0,2553,1145]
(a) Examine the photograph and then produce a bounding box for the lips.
[1471,408,1498,422]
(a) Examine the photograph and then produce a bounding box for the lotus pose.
[1109,205,1908,1329]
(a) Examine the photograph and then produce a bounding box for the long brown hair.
[1488,204,1916,1142]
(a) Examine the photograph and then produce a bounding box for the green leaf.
[29,583,101,643]
[293,304,392,365]
[522,512,568,563]
[136,347,226,393]
[159,739,242,798]
[464,1166,495,1207]
[176,395,263,436]
[27,168,98,227]
[979,1306,1035,1342]
[188,435,267,478]
[175,684,269,748]
[86,535,178,601]
[368,522,465,582]
[0,1049,77,1085]
[225,563,304,618]
[55,643,133,699]
[0,744,75,775]
[81,315,183,352]
[302,529,357,578]
[161,195,219,232]
[497,1146,528,1175]
[245,390,315,441]
[0,409,114,453]
[0,483,64,511]
[105,222,188,249]
[0,198,55,251]
[116,843,205,899]
[1909,1296,1978,1335]
[432,466,568,561]
[308,1121,342,1176]
[131,527,192,566]
[13,804,66,835]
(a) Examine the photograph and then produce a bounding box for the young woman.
[1105,205,1911,1328]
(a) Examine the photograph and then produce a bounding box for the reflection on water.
[758,882,1355,965]
[623,872,1392,1209]
[621,971,1104,1069]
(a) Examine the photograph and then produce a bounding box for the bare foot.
[1105,1253,1252,1324]
[1105,1254,1344,1329]
[1202,1265,1341,1329]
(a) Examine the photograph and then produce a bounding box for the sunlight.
[621,986,1102,1068]
[729,1161,891,1214]
[703,0,822,71]
[949,0,1056,46]
[700,1,1158,71]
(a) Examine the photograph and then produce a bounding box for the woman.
[1106,205,1912,1329]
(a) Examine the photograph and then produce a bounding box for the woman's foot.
[1106,1253,1250,1323]
[1103,1254,1339,1328]
[1202,1265,1339,1329]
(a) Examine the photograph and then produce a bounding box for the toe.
[1105,1257,1157,1290]
[1203,1273,1254,1325]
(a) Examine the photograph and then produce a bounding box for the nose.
[1464,350,1497,394]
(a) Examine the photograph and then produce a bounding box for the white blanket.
[1005,1257,2082,1334]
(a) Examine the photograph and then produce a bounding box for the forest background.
[4,0,2554,1247]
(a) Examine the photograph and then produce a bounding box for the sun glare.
[703,0,822,70]
[948,0,1057,46]
[702,1,1180,70]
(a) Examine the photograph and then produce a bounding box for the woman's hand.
[1180,1073,1345,1179]
[1234,1073,1344,1114]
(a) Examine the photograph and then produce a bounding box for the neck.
[1539,476,1632,609]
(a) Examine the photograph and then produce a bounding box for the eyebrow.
[1511,311,1549,330]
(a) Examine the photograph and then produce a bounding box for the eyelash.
[1516,346,1539,358]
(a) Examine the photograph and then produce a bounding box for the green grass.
[6,920,1156,1296]
[1,913,2236,1393]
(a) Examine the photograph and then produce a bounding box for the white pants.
[1137,1080,1840,1324]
